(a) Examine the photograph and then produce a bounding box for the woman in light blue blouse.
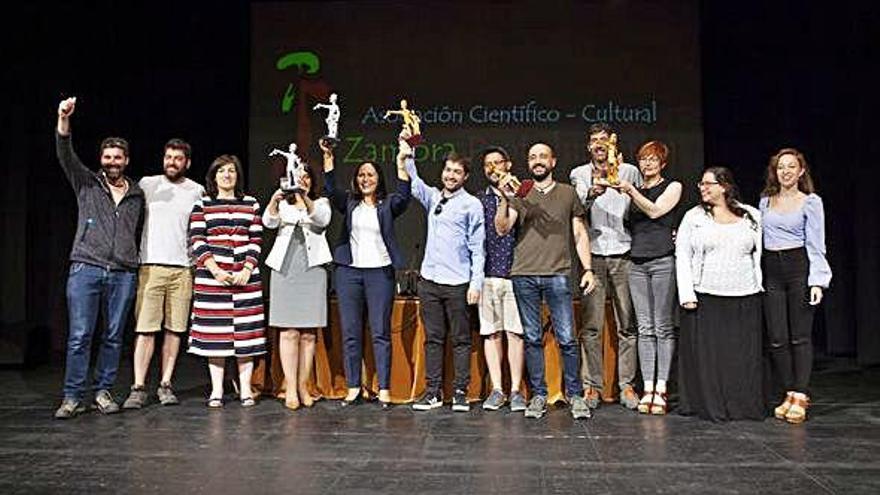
[760,148,831,424]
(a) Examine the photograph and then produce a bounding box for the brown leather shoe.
[584,386,601,409]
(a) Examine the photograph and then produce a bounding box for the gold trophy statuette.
[594,133,621,186]
[488,162,522,194]
[384,99,423,146]
[605,133,621,185]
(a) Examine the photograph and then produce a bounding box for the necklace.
[534,181,555,194]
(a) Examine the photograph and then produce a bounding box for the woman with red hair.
[616,141,682,415]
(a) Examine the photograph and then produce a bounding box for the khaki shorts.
[478,277,523,335]
[135,265,193,333]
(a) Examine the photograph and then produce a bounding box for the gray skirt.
[268,229,328,328]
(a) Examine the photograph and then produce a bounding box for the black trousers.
[762,248,815,394]
[418,279,471,396]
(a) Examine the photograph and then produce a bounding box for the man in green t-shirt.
[495,143,596,420]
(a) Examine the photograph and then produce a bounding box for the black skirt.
[677,292,766,421]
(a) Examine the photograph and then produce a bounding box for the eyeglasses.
[697,181,720,188]
[434,196,450,215]
[485,159,508,168]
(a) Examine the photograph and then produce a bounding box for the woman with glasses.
[675,167,764,421]
[188,155,266,408]
[615,141,682,415]
[760,148,831,424]
[322,139,411,409]
[262,165,332,411]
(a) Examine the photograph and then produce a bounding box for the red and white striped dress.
[187,195,266,357]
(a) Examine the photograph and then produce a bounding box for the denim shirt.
[404,157,485,292]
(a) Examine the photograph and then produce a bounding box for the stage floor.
[1,357,878,494]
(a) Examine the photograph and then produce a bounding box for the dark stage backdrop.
[3,1,877,366]
[248,1,704,269]
[701,2,879,365]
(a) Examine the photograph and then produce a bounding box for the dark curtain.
[701,1,879,364]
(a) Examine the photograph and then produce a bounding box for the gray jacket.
[56,132,144,271]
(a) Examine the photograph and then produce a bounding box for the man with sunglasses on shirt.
[400,135,485,413]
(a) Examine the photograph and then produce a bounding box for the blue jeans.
[512,275,582,398]
[63,262,138,400]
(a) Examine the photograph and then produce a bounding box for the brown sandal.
[774,392,794,420]
[637,392,653,414]
[650,391,668,415]
[785,395,809,424]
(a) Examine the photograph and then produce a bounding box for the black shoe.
[379,400,393,411]
[412,393,442,411]
[452,389,469,412]
[340,395,363,408]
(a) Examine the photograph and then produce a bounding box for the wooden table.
[254,298,619,404]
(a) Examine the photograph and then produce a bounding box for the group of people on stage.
[52,97,831,424]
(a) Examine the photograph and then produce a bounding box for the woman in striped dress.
[188,155,266,408]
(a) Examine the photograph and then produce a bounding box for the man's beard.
[443,180,463,193]
[102,164,123,181]
[530,167,550,182]
[164,166,185,181]
[591,147,608,164]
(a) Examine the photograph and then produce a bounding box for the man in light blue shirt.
[569,122,642,410]
[400,138,485,413]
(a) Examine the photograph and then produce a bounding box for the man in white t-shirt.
[123,139,204,409]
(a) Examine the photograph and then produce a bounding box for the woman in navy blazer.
[321,138,411,408]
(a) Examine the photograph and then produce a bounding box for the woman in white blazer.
[263,165,332,410]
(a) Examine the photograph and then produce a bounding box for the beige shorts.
[135,265,193,333]
[478,277,523,335]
